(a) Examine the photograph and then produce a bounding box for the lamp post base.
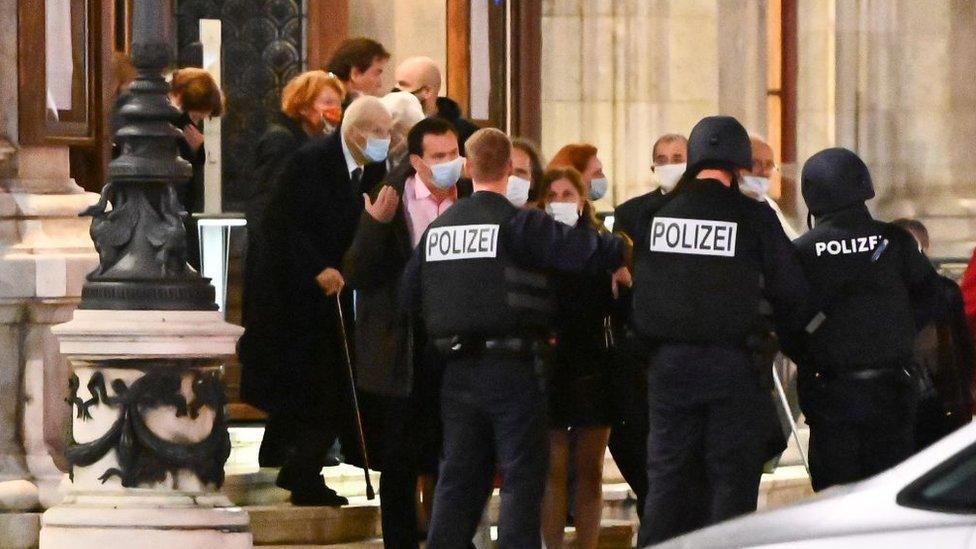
[41,309,250,549]
[41,502,250,549]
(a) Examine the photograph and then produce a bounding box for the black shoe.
[289,486,349,507]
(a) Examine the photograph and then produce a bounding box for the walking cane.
[772,358,810,474]
[335,291,376,500]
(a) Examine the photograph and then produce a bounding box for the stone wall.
[348,0,448,95]
[834,0,976,258]
[797,0,976,258]
[540,0,768,210]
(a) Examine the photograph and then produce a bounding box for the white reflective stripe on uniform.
[426,224,500,262]
[649,217,738,257]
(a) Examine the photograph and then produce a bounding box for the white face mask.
[588,177,609,201]
[547,201,581,226]
[427,156,465,189]
[506,175,531,207]
[740,175,771,201]
[655,162,686,193]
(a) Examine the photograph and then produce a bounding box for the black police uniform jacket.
[400,191,625,338]
[632,179,809,351]
[793,206,942,370]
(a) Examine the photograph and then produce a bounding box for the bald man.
[394,56,480,153]
[395,56,442,115]
[261,96,391,506]
[745,135,799,239]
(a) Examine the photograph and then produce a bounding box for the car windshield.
[899,443,976,514]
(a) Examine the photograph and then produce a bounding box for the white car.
[652,421,976,548]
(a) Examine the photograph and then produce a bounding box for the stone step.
[248,498,382,546]
[256,518,635,548]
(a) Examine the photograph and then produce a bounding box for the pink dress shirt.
[403,174,457,249]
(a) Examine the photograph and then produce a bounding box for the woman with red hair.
[548,143,610,202]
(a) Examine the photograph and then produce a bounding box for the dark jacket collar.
[271,111,308,141]
[815,204,873,226]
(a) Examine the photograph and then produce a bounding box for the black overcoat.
[241,131,385,424]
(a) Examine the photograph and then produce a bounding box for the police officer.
[794,147,941,491]
[400,128,630,548]
[607,133,687,521]
[632,116,810,545]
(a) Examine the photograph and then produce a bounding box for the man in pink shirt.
[342,117,471,548]
[402,129,462,247]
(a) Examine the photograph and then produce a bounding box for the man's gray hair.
[652,133,688,157]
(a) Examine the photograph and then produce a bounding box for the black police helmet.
[686,116,752,175]
[801,147,874,216]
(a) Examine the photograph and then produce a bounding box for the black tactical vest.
[793,209,917,369]
[420,191,554,338]
[632,180,764,344]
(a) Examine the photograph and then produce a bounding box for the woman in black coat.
[536,167,617,549]
[168,68,224,270]
[239,70,345,457]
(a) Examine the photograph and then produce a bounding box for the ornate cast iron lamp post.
[39,1,250,547]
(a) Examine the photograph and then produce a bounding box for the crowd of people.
[154,35,976,549]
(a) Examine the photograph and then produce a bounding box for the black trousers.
[803,369,916,492]
[426,353,548,549]
[608,418,648,517]
[607,337,650,516]
[638,344,768,546]
[379,468,421,548]
[367,351,444,549]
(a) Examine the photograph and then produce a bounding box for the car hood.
[651,424,976,548]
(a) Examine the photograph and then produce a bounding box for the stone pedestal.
[40,310,251,549]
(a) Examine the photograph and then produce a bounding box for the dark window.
[898,442,976,514]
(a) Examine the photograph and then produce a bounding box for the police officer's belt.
[434,336,544,357]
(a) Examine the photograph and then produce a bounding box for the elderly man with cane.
[259,97,391,506]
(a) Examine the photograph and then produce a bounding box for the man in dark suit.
[259,97,391,506]
[343,117,471,547]
[608,133,686,522]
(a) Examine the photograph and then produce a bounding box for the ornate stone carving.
[66,369,230,489]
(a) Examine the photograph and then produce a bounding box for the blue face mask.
[362,136,391,162]
[588,176,609,200]
[427,157,465,189]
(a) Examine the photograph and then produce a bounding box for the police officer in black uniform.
[632,116,810,545]
[400,128,630,548]
[794,147,941,492]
